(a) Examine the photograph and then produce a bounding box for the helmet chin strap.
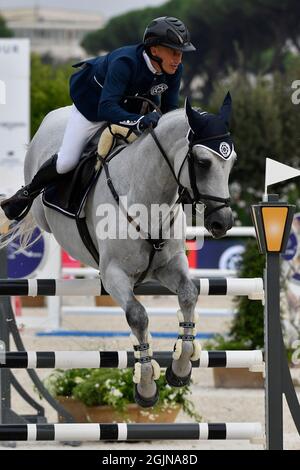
[146,48,169,75]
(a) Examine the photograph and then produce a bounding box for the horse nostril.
[210,221,224,233]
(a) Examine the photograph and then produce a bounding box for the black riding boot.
[1,154,62,221]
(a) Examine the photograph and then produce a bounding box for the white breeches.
[56,104,102,174]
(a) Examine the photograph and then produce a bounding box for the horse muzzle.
[204,205,233,239]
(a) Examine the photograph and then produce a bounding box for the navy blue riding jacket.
[70,43,183,127]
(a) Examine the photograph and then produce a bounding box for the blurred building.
[1,7,104,60]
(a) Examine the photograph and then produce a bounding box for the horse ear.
[185,97,206,133]
[185,97,193,123]
[219,91,232,126]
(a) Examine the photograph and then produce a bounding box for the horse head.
[179,92,235,238]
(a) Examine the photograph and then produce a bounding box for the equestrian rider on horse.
[1,16,196,222]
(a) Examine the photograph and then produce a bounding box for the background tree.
[208,56,300,195]
[81,0,300,101]
[28,1,300,213]
[30,55,72,137]
[0,14,13,37]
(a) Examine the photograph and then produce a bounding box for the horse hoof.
[165,365,192,387]
[134,384,159,408]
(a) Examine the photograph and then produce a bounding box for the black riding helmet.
[143,16,196,52]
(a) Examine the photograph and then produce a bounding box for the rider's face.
[150,45,183,74]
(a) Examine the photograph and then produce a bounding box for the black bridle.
[124,95,231,216]
[149,128,231,218]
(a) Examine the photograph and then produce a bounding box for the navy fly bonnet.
[185,91,234,160]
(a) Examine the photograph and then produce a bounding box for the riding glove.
[137,111,161,133]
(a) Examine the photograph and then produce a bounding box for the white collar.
[143,50,162,75]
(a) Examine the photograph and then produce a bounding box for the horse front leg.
[154,252,200,387]
[101,261,160,407]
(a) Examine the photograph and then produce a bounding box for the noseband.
[149,128,231,218]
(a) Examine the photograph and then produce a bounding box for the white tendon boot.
[130,333,161,408]
[166,309,201,387]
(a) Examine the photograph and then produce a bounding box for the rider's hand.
[137,111,161,133]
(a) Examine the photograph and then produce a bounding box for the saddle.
[42,124,138,264]
[43,124,137,218]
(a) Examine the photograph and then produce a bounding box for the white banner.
[0,39,30,195]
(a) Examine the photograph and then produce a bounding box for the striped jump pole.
[0,422,263,442]
[0,277,264,299]
[0,350,264,370]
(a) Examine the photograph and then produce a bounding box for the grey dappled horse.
[2,96,236,407]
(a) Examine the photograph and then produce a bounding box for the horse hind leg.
[101,261,160,407]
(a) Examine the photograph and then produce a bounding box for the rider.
[1,16,196,221]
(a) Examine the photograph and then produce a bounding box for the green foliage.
[230,240,265,349]
[44,367,201,420]
[0,14,13,38]
[82,9,155,54]
[30,54,72,137]
[82,3,182,55]
[206,239,265,350]
[207,60,300,206]
[209,76,280,191]
[81,0,300,98]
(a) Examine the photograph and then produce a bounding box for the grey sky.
[0,0,167,20]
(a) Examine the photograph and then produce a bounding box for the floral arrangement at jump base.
[44,367,201,423]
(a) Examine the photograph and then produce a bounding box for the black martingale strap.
[135,246,155,285]
[100,133,179,286]
[76,217,100,265]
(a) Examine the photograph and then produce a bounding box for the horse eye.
[196,159,211,169]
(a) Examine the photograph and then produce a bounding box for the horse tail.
[0,197,41,251]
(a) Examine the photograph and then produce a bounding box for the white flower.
[111,388,123,398]
[74,377,84,384]
[149,414,158,421]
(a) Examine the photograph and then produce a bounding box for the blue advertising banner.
[8,227,45,278]
[196,238,246,270]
